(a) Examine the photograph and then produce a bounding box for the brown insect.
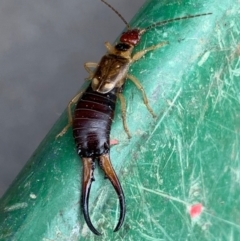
[57,0,211,235]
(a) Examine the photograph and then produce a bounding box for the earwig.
[57,0,212,235]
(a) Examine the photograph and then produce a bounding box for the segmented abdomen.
[72,85,117,157]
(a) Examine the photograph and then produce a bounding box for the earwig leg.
[56,91,83,138]
[84,62,98,72]
[84,62,98,80]
[127,74,156,118]
[99,154,125,232]
[117,93,131,138]
[104,42,115,54]
[81,157,101,235]
[132,41,169,62]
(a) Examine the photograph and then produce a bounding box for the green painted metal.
[1,0,240,240]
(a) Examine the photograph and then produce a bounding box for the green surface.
[1,0,240,240]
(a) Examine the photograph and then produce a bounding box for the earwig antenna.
[101,0,130,29]
[140,12,212,34]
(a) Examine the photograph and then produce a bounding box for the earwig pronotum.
[57,0,212,235]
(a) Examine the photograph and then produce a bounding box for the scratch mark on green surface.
[0,231,12,240]
[204,211,240,229]
[151,219,174,241]
[169,200,189,223]
[206,119,236,133]
[139,229,169,241]
[4,202,28,212]
[160,149,175,173]
[198,51,211,66]
[177,136,186,200]
[140,186,189,206]
[139,233,163,241]
[147,87,182,142]
[216,25,224,49]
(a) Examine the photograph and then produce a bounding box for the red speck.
[110,139,119,146]
[189,203,203,218]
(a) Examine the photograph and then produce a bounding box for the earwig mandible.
[57,0,212,235]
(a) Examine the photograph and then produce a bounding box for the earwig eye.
[115,43,131,51]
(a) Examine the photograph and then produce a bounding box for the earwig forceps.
[81,155,125,235]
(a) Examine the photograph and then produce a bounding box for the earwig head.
[120,29,141,46]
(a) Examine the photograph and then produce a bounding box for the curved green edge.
[1,0,240,240]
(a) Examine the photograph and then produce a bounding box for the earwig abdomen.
[73,85,117,157]
[72,85,125,235]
